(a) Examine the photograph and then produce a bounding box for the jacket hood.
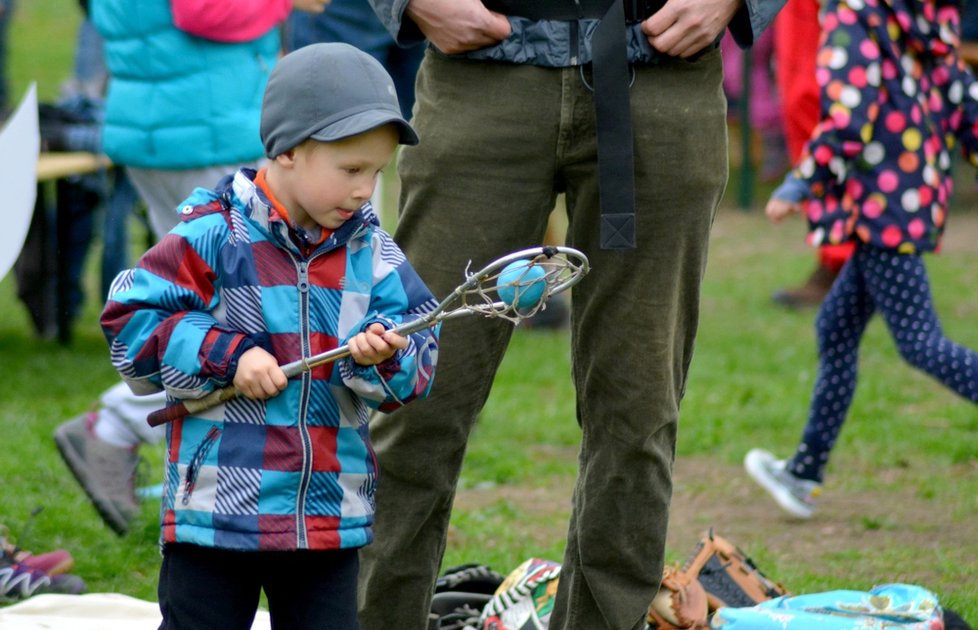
[175,169,381,257]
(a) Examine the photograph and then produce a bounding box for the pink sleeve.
[170,0,291,43]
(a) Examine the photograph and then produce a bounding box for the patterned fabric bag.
[710,583,944,629]
[478,558,562,630]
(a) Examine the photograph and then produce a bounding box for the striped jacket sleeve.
[100,217,252,399]
[338,230,439,411]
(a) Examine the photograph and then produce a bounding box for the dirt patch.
[454,455,978,592]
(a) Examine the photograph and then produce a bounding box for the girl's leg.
[864,250,978,402]
[788,249,875,483]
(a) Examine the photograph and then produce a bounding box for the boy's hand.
[765,197,802,224]
[348,323,408,366]
[234,347,288,400]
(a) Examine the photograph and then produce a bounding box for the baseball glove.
[681,529,788,611]
[647,564,710,629]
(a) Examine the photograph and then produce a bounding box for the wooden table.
[37,152,111,182]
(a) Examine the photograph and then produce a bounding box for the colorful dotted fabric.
[788,246,978,482]
[795,0,978,254]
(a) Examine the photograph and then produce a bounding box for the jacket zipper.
[294,257,314,549]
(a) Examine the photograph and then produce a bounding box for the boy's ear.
[274,149,297,168]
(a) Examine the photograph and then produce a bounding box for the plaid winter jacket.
[101,169,439,551]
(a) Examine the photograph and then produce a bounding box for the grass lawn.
[3,0,977,625]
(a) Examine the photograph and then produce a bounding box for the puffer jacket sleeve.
[793,0,881,200]
[170,0,290,43]
[338,230,439,411]
[100,215,255,399]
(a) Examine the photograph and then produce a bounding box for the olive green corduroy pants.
[358,47,728,630]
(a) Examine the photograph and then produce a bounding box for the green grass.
[7,2,82,103]
[3,0,978,623]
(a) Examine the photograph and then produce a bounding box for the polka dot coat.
[796,0,978,254]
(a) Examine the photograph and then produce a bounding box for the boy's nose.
[354,178,377,201]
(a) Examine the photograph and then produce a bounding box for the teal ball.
[497,260,547,310]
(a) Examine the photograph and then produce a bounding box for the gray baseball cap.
[261,42,419,158]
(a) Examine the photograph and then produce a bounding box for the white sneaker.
[744,448,821,519]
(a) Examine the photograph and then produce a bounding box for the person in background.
[53,0,328,538]
[746,0,978,518]
[355,0,786,628]
[286,0,423,119]
[720,27,789,182]
[768,0,856,309]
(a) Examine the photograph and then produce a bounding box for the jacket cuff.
[772,172,811,203]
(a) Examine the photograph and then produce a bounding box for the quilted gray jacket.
[368,0,786,66]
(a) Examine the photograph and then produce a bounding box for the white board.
[0,83,40,281]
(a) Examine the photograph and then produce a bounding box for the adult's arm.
[369,0,509,53]
[643,0,787,57]
[171,0,328,43]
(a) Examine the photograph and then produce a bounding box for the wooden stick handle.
[146,385,239,427]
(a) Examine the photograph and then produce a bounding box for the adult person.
[53,0,328,537]
[355,0,785,628]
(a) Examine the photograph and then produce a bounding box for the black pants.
[158,543,359,630]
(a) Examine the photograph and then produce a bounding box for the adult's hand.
[641,0,743,58]
[293,0,330,14]
[405,0,511,54]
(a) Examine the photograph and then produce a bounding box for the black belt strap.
[482,0,637,249]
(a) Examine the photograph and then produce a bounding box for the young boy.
[99,43,439,629]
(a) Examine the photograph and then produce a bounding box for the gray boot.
[54,414,140,536]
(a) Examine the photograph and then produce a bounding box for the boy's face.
[274,124,399,232]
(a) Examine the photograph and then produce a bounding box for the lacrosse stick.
[146,246,589,427]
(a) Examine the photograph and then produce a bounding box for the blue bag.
[710,583,944,629]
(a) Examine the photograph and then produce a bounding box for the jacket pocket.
[182,426,222,506]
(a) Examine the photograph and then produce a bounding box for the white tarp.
[0,593,272,629]
[0,83,40,281]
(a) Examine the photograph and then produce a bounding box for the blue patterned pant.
[788,245,978,483]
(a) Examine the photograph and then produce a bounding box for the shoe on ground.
[744,448,821,519]
[0,558,86,603]
[0,535,74,577]
[54,413,140,536]
[771,264,838,309]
